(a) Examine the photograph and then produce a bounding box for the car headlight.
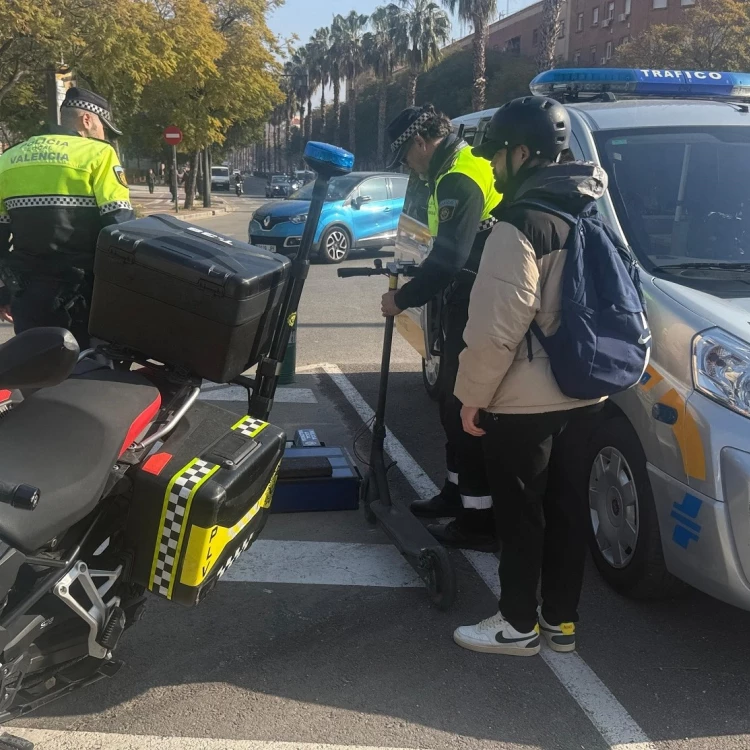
[290,214,308,224]
[693,327,750,418]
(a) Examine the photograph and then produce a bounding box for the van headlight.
[693,328,750,418]
[290,213,308,224]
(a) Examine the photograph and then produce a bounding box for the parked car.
[210,166,230,191]
[250,172,409,263]
[396,66,750,613]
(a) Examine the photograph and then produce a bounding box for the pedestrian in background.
[147,168,156,194]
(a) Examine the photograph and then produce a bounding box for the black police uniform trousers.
[11,277,91,350]
[439,288,492,520]
[479,404,602,631]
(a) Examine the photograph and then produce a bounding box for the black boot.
[410,480,461,518]
[427,517,498,553]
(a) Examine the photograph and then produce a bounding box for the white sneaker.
[539,613,576,653]
[453,611,540,656]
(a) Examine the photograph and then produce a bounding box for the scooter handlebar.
[0,481,39,511]
[337,268,382,278]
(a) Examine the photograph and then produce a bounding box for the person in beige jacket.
[451,96,608,657]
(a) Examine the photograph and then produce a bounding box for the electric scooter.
[338,259,457,610]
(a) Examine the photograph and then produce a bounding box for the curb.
[136,203,236,222]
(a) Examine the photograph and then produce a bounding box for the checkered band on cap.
[5,195,97,210]
[390,111,434,153]
[62,98,111,121]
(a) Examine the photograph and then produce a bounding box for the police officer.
[0,87,134,347]
[381,104,502,550]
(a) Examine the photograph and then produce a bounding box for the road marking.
[219,539,423,588]
[200,385,317,403]
[319,362,657,750]
[7,730,438,749]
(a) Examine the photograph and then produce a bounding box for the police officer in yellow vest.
[380,104,502,550]
[0,87,134,347]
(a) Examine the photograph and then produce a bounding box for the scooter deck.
[369,498,445,559]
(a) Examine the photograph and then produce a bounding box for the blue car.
[249,172,409,263]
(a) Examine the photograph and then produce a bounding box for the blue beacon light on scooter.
[303,141,354,178]
[530,68,750,100]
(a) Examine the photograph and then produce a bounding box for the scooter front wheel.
[419,547,456,610]
[360,475,377,526]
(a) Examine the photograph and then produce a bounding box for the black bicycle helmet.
[473,96,570,161]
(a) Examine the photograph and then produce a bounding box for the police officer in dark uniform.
[0,87,135,347]
[381,105,502,550]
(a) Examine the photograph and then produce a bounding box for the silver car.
[396,68,750,610]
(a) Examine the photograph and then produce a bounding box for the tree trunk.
[299,104,306,150]
[537,0,565,73]
[407,72,418,107]
[266,124,272,174]
[332,76,341,145]
[471,15,488,112]
[320,87,327,140]
[377,80,387,168]
[183,150,200,210]
[306,96,312,142]
[285,113,291,172]
[348,80,356,158]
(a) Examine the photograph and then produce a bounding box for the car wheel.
[422,355,441,402]
[319,227,351,264]
[584,415,687,600]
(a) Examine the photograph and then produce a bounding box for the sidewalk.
[129,184,235,221]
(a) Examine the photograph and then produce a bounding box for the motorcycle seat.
[0,369,161,553]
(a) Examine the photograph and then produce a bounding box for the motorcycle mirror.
[0,327,79,390]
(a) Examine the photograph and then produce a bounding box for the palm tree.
[329,21,344,145]
[292,48,311,144]
[333,10,369,158]
[399,0,451,107]
[281,61,297,171]
[441,0,497,111]
[536,0,565,73]
[309,27,331,138]
[364,5,409,167]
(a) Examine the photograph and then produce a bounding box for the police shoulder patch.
[438,198,458,223]
[113,165,128,187]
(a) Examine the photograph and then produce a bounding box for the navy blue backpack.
[516,198,651,400]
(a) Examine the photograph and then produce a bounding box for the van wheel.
[320,227,351,264]
[585,416,687,600]
[422,356,441,401]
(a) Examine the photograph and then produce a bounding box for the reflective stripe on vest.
[426,145,502,237]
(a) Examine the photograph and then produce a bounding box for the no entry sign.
[163,126,183,145]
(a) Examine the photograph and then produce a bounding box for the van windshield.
[596,127,750,271]
[212,168,229,176]
[290,174,361,202]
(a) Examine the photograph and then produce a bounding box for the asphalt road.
[8,178,750,750]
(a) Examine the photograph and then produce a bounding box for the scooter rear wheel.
[419,547,456,610]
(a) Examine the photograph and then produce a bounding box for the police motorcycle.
[0,142,352,732]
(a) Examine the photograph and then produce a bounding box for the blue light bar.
[530,68,750,100]
[303,141,354,174]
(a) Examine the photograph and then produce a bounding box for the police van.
[395,68,750,610]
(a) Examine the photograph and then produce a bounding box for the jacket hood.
[512,161,608,214]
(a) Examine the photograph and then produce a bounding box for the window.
[606,1,615,19]
[652,0,667,8]
[606,40,613,59]
[625,0,632,13]
[577,12,584,31]
[390,177,408,200]
[359,178,388,202]
[506,36,521,55]
[590,45,597,63]
[592,6,599,24]
[533,28,539,45]
[681,0,695,4]
[559,20,566,38]
[574,50,581,65]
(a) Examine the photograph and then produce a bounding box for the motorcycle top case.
[125,400,285,606]
[90,215,291,382]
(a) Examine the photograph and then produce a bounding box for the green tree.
[441,0,497,111]
[617,0,750,71]
[328,22,344,145]
[308,27,331,137]
[399,0,451,107]
[292,47,311,142]
[364,5,409,166]
[333,11,369,158]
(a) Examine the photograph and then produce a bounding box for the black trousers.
[11,278,91,349]
[439,295,491,509]
[480,406,598,631]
